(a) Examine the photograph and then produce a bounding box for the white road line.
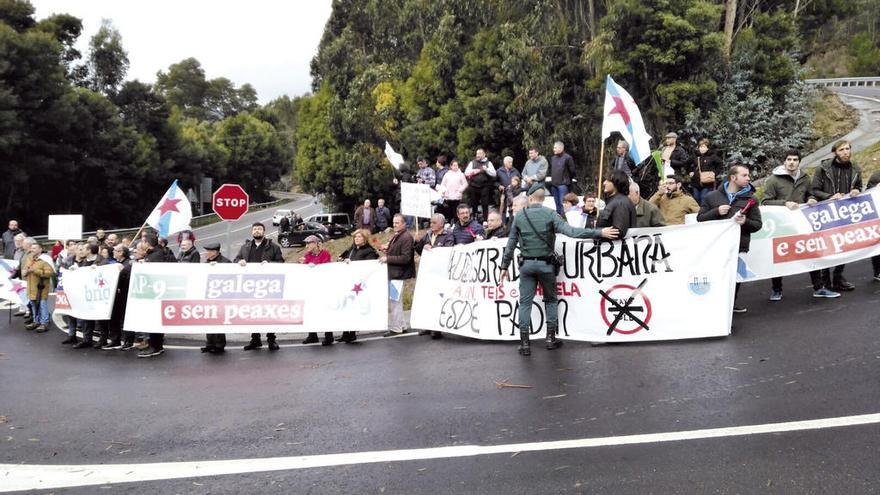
[2,413,879,492]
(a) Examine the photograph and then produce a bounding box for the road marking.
[2,413,879,492]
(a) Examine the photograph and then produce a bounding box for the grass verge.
[810,88,859,152]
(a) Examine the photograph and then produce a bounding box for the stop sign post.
[212,184,249,257]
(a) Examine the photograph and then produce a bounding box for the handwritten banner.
[410,220,740,342]
[400,182,435,218]
[123,261,388,334]
[740,188,880,281]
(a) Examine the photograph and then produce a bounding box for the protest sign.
[410,220,740,342]
[53,264,120,320]
[123,260,388,334]
[400,182,435,219]
[740,189,880,281]
[47,215,83,241]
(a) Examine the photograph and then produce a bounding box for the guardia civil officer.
[499,184,619,356]
[202,242,230,353]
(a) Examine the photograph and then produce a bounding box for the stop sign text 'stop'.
[212,184,249,221]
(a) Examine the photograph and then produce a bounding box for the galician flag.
[146,180,192,238]
[0,258,27,305]
[601,75,653,165]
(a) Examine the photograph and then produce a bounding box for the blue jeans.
[30,299,49,325]
[550,184,569,215]
[517,260,558,334]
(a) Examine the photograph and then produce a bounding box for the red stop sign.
[212,184,249,220]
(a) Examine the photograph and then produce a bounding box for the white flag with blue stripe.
[601,75,653,165]
[145,180,192,238]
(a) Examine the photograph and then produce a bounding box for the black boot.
[517,331,531,356]
[546,326,563,350]
[243,339,262,351]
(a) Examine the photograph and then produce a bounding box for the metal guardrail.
[32,198,287,242]
[806,77,880,88]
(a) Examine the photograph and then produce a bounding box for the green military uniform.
[501,185,606,355]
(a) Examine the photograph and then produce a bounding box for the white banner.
[740,189,880,281]
[400,182,434,219]
[47,214,83,241]
[123,261,388,334]
[53,265,120,320]
[410,220,740,342]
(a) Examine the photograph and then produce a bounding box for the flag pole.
[131,220,149,245]
[596,141,605,204]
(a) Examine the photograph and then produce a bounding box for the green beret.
[528,183,545,196]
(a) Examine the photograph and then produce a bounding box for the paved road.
[1,258,878,493]
[165,194,325,260]
[802,86,880,169]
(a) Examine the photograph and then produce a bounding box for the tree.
[600,0,725,135]
[684,53,815,175]
[86,19,129,95]
[0,0,35,32]
[35,13,84,80]
[155,57,210,119]
[848,32,880,75]
[215,112,290,202]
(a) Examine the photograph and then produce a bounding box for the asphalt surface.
[1,258,879,493]
[164,194,325,260]
[802,86,880,169]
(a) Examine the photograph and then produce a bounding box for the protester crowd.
[4,136,880,358]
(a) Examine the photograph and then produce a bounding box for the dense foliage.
[295,0,876,213]
[0,0,292,232]
[2,0,878,227]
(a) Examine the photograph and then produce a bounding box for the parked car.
[304,213,353,239]
[272,209,292,226]
[278,222,328,248]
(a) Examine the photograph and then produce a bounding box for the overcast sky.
[31,1,332,103]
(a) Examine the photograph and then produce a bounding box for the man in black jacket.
[2,219,21,259]
[202,242,230,353]
[139,234,167,358]
[549,141,578,215]
[235,222,285,351]
[810,139,863,292]
[762,149,839,301]
[661,132,690,179]
[697,164,763,314]
[464,149,497,222]
[597,170,637,239]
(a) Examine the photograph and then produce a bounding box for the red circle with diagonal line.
[600,284,652,334]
